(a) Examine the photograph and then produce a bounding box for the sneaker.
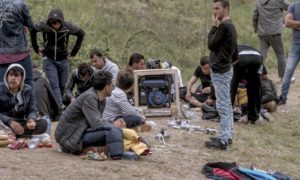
[122,151,138,161]
[277,99,286,106]
[261,112,275,122]
[81,151,108,161]
[205,138,227,150]
[210,137,232,145]
[276,96,286,106]
[291,76,296,82]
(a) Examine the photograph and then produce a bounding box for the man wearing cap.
[31,9,85,108]
[0,64,47,138]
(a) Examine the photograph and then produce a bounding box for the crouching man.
[55,71,124,158]
[0,64,47,138]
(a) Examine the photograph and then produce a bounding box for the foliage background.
[27,0,295,81]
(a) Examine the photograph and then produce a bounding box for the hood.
[33,69,42,81]
[259,0,270,5]
[3,63,26,92]
[47,9,65,27]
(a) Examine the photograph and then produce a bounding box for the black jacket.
[208,19,238,73]
[64,68,94,100]
[31,9,85,60]
[261,78,277,104]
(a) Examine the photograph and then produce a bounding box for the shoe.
[205,138,227,150]
[261,112,275,122]
[210,137,232,145]
[122,151,138,161]
[291,76,296,82]
[276,98,286,106]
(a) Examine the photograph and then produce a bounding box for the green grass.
[27,0,297,81]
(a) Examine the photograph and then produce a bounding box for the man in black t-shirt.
[185,56,212,107]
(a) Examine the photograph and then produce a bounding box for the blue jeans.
[280,44,300,100]
[43,57,68,105]
[211,68,233,144]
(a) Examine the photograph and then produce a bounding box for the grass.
[27,0,297,81]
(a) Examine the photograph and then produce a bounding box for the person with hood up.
[253,0,290,80]
[33,64,60,122]
[0,64,47,138]
[89,49,119,87]
[30,9,85,108]
[62,62,94,106]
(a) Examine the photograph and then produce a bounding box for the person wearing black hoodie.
[31,9,85,108]
[62,62,94,106]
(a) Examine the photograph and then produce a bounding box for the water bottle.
[44,115,51,135]
[28,138,40,149]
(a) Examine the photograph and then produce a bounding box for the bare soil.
[1,71,299,180]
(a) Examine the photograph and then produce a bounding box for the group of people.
[0,0,300,157]
[183,0,300,150]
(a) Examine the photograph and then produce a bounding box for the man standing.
[0,0,34,89]
[277,0,300,105]
[253,0,289,79]
[31,9,85,108]
[205,0,238,150]
[0,64,47,138]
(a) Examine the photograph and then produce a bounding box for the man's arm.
[66,22,85,57]
[208,24,227,51]
[26,88,38,121]
[20,2,33,30]
[285,13,300,29]
[30,21,47,54]
[82,95,107,127]
[64,71,77,100]
[252,3,259,33]
[185,76,198,100]
[278,0,289,11]
[0,113,14,127]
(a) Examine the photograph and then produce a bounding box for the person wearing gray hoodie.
[253,0,289,79]
[0,64,47,138]
[89,49,119,87]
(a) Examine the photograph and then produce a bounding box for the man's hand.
[185,92,192,101]
[113,119,126,129]
[38,47,44,56]
[202,87,211,94]
[24,26,29,34]
[26,119,36,130]
[212,14,218,26]
[10,121,24,135]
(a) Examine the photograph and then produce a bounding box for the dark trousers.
[18,118,48,138]
[231,55,262,122]
[82,125,124,158]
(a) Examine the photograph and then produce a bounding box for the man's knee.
[262,101,277,112]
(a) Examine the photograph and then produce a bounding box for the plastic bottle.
[44,115,51,135]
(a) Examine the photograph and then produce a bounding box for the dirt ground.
[0,71,299,180]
